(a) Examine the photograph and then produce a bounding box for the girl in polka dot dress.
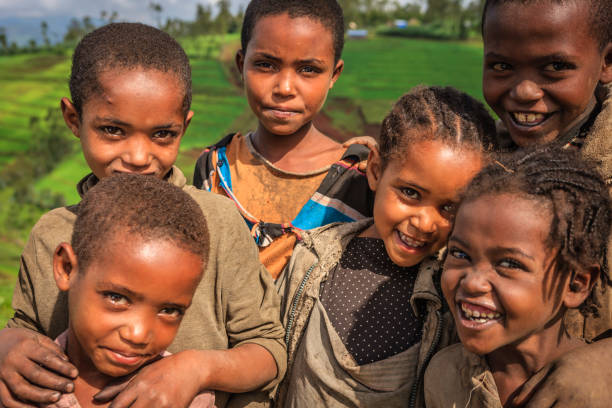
[275,86,497,408]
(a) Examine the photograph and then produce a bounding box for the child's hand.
[0,328,78,406]
[513,338,612,408]
[343,136,379,172]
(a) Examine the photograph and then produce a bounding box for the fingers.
[0,378,56,408]
[93,380,129,403]
[342,136,378,152]
[17,359,74,394]
[25,344,77,381]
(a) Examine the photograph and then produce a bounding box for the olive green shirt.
[6,167,287,408]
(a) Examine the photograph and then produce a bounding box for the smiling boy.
[49,174,214,408]
[482,0,612,341]
[193,0,373,279]
[0,23,285,408]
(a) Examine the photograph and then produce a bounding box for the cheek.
[151,322,181,352]
[440,268,460,304]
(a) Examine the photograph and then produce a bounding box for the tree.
[214,0,233,34]
[41,21,50,47]
[0,27,7,52]
[149,2,163,28]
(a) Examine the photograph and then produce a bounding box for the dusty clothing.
[424,344,502,408]
[7,167,286,408]
[276,220,456,408]
[494,84,612,341]
[44,331,216,408]
[319,237,423,365]
[193,132,374,279]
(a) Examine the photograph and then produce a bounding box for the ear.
[329,59,344,89]
[600,42,612,84]
[366,149,383,192]
[183,110,194,132]
[562,265,600,309]
[61,97,81,138]
[236,50,245,78]
[53,242,79,292]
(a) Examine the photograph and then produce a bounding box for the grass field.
[0,35,485,327]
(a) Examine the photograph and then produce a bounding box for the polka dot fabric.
[320,237,423,365]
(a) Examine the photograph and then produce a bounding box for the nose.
[122,135,153,170]
[510,78,544,104]
[460,267,492,295]
[409,207,440,235]
[273,69,295,97]
[118,315,153,347]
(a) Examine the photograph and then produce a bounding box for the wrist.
[175,349,215,392]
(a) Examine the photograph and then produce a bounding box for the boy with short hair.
[481,0,612,341]
[49,173,214,408]
[193,0,374,280]
[0,23,285,408]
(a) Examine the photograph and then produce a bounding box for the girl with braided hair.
[425,147,611,408]
[276,85,496,407]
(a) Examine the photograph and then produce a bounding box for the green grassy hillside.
[0,36,485,327]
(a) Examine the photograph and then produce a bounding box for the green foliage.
[377,25,455,40]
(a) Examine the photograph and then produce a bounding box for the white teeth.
[398,231,426,248]
[460,302,502,322]
[513,112,545,125]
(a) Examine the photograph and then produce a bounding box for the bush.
[377,25,454,41]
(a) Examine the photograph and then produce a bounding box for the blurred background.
[0,0,486,325]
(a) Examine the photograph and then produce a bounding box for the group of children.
[0,0,611,407]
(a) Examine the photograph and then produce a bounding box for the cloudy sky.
[0,0,248,22]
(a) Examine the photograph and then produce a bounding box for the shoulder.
[29,206,78,245]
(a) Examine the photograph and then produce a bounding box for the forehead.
[389,140,483,200]
[454,193,552,248]
[248,13,334,59]
[484,1,596,53]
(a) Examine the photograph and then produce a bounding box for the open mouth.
[510,111,552,128]
[459,301,502,324]
[397,230,427,249]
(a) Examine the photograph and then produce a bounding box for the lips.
[396,230,428,250]
[458,300,503,325]
[509,111,552,128]
[103,347,152,367]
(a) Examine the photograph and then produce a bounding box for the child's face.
[54,232,202,377]
[237,13,343,137]
[61,69,193,180]
[482,2,612,147]
[442,193,565,355]
[366,140,483,267]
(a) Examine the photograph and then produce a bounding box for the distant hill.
[0,15,76,46]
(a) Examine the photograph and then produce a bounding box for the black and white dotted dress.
[320,237,423,365]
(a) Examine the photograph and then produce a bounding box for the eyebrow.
[448,236,470,249]
[495,246,535,261]
[95,117,131,127]
[252,52,325,65]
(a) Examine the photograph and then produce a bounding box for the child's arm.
[93,344,276,408]
[512,338,612,408]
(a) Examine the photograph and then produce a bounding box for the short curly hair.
[72,173,209,272]
[69,23,192,117]
[241,0,344,62]
[461,147,611,316]
[379,85,497,168]
[482,0,612,50]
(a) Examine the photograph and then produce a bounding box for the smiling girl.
[424,148,611,407]
[276,86,496,407]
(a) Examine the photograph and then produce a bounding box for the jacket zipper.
[408,310,443,408]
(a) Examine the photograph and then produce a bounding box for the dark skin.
[236,13,345,173]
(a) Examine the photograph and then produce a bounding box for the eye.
[152,130,178,140]
[159,307,184,320]
[254,61,274,71]
[449,247,470,261]
[300,65,321,75]
[543,62,575,72]
[400,187,420,200]
[441,202,457,215]
[498,258,526,270]
[490,62,512,72]
[100,126,123,137]
[103,292,129,306]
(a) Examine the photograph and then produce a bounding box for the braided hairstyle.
[462,147,611,315]
[73,173,209,272]
[379,86,497,168]
[70,23,192,117]
[482,0,612,50]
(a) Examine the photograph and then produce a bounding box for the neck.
[252,121,322,162]
[486,318,582,405]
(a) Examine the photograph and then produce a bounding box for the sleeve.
[208,196,287,391]
[5,211,71,338]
